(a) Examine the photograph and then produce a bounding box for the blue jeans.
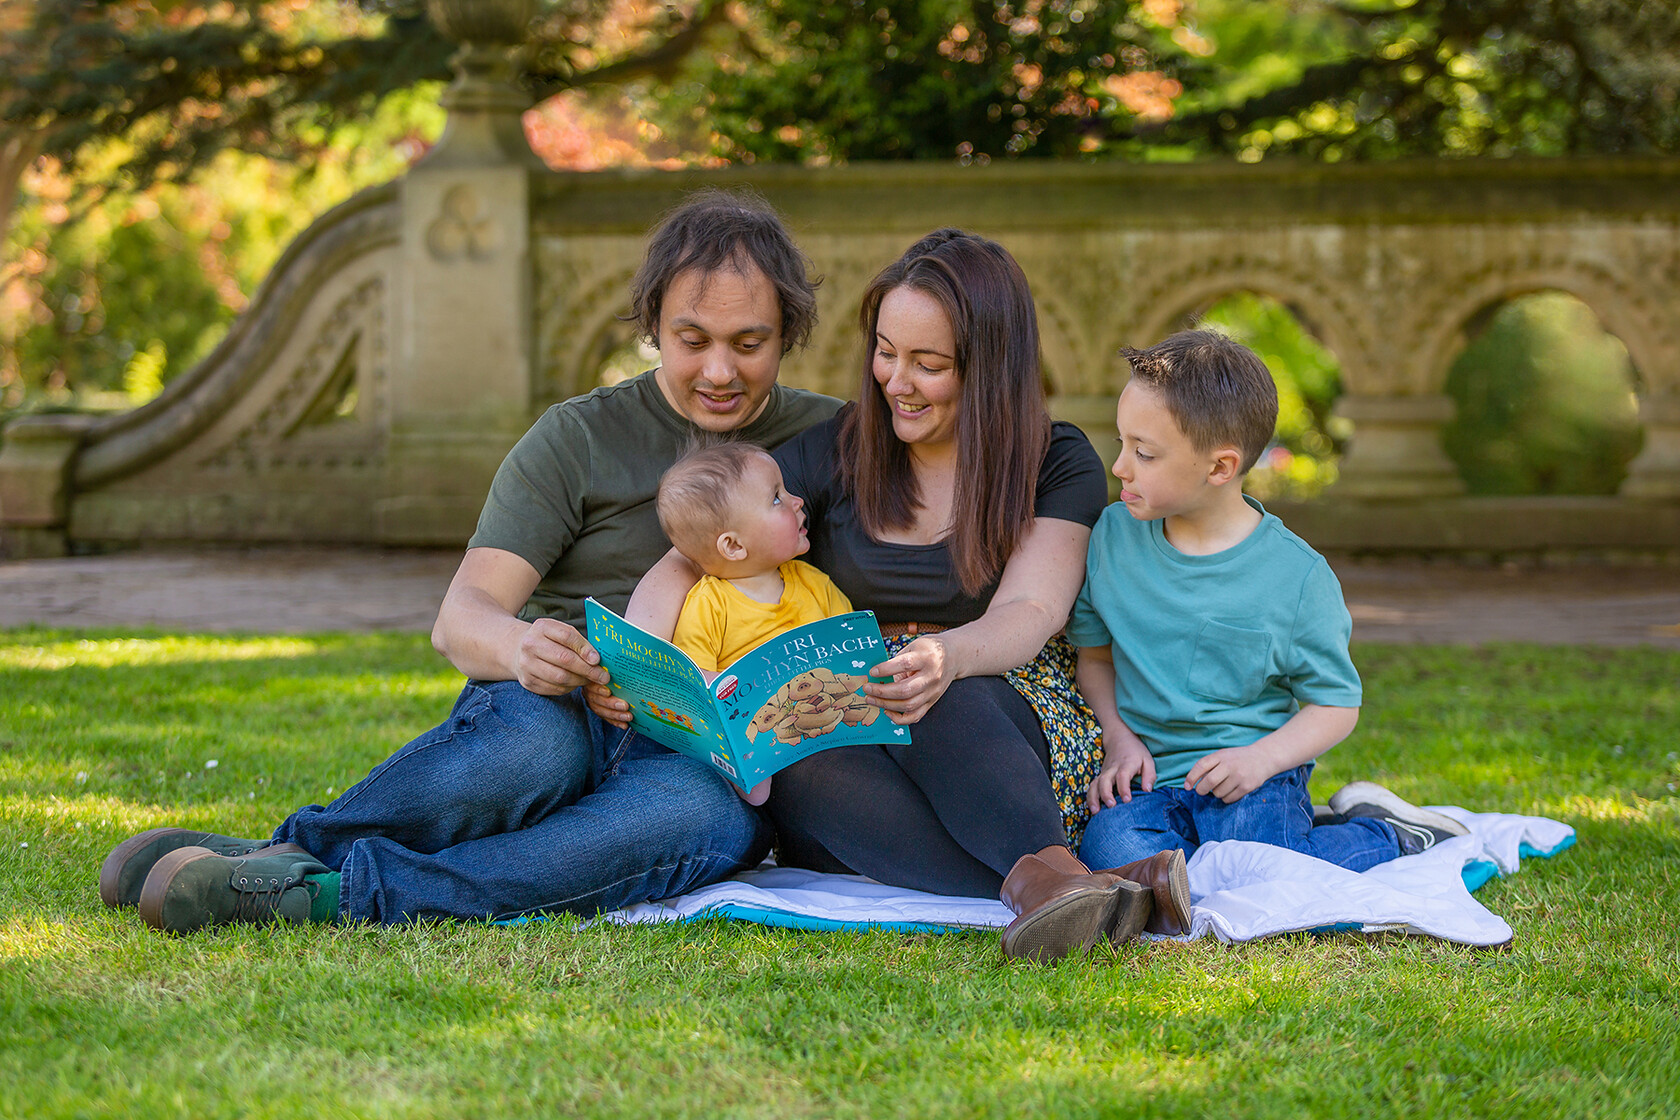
[274,681,773,924]
[1077,764,1399,873]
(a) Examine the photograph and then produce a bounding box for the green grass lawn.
[2,629,1677,1119]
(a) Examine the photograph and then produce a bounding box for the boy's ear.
[1206,445,1245,486]
[716,530,748,562]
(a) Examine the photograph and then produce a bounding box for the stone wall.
[2,34,1677,557]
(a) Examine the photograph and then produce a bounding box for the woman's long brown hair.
[838,229,1052,597]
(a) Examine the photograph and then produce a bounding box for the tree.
[675,0,1680,164]
[0,1,739,232]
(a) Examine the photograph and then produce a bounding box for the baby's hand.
[584,680,632,730]
[1183,745,1273,804]
[1086,733,1155,813]
[741,777,772,806]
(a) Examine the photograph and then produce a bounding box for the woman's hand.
[865,636,955,725]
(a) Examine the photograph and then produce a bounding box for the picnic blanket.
[598,807,1575,946]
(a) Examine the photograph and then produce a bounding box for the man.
[100,190,843,931]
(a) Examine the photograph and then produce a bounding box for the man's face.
[654,265,783,432]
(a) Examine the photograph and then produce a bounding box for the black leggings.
[766,675,1067,898]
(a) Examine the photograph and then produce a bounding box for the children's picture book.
[585,598,910,790]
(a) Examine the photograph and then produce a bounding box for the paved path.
[1,547,1677,647]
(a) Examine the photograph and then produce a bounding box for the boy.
[655,441,856,804]
[1069,330,1467,873]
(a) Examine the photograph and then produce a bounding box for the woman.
[625,230,1187,960]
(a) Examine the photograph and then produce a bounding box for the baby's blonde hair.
[656,442,773,570]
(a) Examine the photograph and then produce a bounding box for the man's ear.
[716,531,748,562]
[1207,446,1245,486]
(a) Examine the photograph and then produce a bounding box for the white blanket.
[600,808,1574,946]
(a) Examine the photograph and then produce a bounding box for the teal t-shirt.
[1065,495,1362,786]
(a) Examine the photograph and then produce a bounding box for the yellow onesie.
[671,559,854,672]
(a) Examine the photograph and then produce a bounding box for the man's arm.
[1181,703,1360,804]
[432,546,608,694]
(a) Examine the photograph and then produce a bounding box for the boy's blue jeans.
[273,681,773,924]
[1077,764,1399,873]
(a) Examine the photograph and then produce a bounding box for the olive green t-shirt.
[467,372,843,628]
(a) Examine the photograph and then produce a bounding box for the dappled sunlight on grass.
[3,636,1680,1116]
[1542,792,1680,826]
[0,634,323,670]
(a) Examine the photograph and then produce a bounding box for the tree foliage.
[676,0,1680,164]
[4,0,1677,448]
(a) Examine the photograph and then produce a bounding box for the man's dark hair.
[628,189,819,355]
[1120,329,1278,474]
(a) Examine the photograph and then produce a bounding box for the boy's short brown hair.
[656,442,771,568]
[1120,330,1278,473]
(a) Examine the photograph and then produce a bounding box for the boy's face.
[727,453,809,567]
[1111,381,1228,522]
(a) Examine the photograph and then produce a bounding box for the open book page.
[585,599,908,789]
[709,611,909,786]
[585,599,728,761]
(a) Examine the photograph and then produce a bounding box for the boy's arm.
[1077,646,1157,812]
[1182,703,1359,804]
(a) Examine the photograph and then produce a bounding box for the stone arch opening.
[590,319,657,390]
[1162,290,1349,503]
[1441,290,1643,495]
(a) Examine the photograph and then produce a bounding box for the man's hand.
[515,617,609,696]
[1086,728,1156,813]
[1183,744,1275,804]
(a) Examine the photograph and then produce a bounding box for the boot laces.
[228,868,316,923]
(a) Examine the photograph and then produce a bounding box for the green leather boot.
[138,847,333,933]
[100,826,309,909]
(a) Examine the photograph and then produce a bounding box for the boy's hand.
[1183,745,1275,804]
[1086,732,1155,813]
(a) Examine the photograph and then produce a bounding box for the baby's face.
[726,453,809,569]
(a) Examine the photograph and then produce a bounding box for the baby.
[656,442,854,804]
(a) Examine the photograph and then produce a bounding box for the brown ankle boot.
[999,846,1151,962]
[1097,849,1192,936]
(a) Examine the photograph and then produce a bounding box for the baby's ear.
[716,530,748,562]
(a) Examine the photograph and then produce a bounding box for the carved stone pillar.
[1330,394,1466,499]
[1622,393,1680,498]
[1050,394,1121,501]
[380,0,544,543]
[0,414,97,556]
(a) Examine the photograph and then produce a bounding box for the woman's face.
[871,286,961,450]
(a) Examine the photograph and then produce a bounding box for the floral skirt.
[881,633,1104,850]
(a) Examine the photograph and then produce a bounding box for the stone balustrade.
[2,7,1677,558]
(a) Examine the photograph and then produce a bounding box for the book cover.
[585,598,909,790]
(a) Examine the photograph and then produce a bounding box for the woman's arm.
[865,515,1091,724]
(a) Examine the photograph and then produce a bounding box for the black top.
[774,407,1109,626]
